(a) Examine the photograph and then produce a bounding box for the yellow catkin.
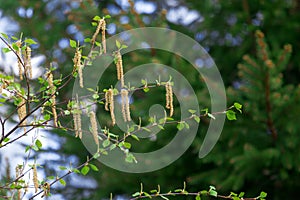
[89,111,99,146]
[105,89,115,125]
[121,89,131,122]
[25,46,32,79]
[165,82,174,117]
[101,19,106,54]
[18,97,27,128]
[16,40,23,80]
[116,51,124,87]
[33,165,39,193]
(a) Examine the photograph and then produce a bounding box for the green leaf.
[238,192,245,197]
[81,165,90,175]
[143,87,150,92]
[104,15,111,19]
[2,47,11,53]
[12,43,19,51]
[123,142,131,149]
[132,192,140,197]
[32,145,39,151]
[69,39,77,48]
[3,137,10,142]
[24,38,37,45]
[161,195,169,200]
[35,139,42,149]
[93,15,101,21]
[234,102,242,112]
[260,191,267,198]
[25,145,30,152]
[59,179,66,186]
[72,169,81,174]
[177,122,185,131]
[84,38,91,43]
[131,134,140,141]
[209,190,217,197]
[226,110,237,120]
[195,194,201,200]
[207,113,216,120]
[59,166,67,170]
[89,164,99,171]
[109,144,117,151]
[1,32,9,39]
[193,115,200,123]
[127,126,135,133]
[91,22,98,27]
[188,109,196,114]
[116,40,121,49]
[102,139,110,148]
[44,114,51,121]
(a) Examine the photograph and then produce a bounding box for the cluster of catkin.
[16,40,33,80]
[165,81,174,117]
[91,18,106,54]
[115,51,125,88]
[73,47,84,88]
[46,70,58,127]
[105,89,116,125]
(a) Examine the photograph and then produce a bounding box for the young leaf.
[260,191,267,198]
[0,32,8,39]
[195,194,201,200]
[35,139,42,149]
[234,102,242,113]
[59,166,67,170]
[59,179,66,186]
[24,38,37,45]
[116,40,121,49]
[102,139,110,148]
[207,113,216,120]
[193,115,200,123]
[177,122,185,131]
[69,39,77,48]
[89,164,99,171]
[226,110,237,120]
[81,165,90,175]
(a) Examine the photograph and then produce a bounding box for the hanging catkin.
[16,40,23,80]
[165,82,174,117]
[73,98,82,139]
[91,18,106,53]
[24,46,32,79]
[89,111,99,146]
[105,89,115,125]
[115,51,125,88]
[121,89,131,122]
[73,47,84,88]
[101,19,106,54]
[17,97,27,129]
[33,165,39,193]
